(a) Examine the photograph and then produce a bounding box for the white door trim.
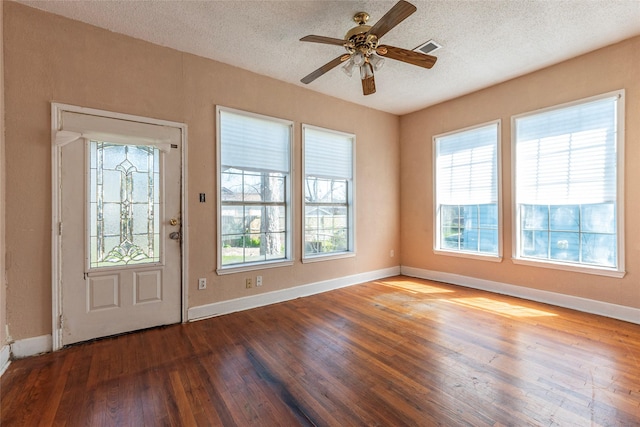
[51,103,189,351]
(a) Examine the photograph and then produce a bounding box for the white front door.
[57,112,183,346]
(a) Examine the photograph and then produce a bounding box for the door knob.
[169,231,181,241]
[169,218,178,226]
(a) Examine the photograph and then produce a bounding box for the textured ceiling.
[16,0,640,115]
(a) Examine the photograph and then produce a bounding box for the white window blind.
[304,127,353,179]
[515,96,618,205]
[220,110,291,172]
[435,123,498,205]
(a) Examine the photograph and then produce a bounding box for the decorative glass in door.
[89,141,161,268]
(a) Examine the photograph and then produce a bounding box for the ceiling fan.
[300,0,437,96]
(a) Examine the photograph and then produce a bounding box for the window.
[217,107,292,272]
[303,125,355,259]
[513,91,624,275]
[89,142,161,268]
[434,121,500,258]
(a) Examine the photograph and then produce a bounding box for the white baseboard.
[401,266,640,325]
[11,334,52,359]
[188,266,401,321]
[0,345,10,376]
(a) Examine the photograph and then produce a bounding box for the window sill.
[511,257,625,278]
[433,249,502,263]
[302,251,355,264]
[216,260,294,275]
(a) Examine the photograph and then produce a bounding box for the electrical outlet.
[246,278,253,289]
[198,278,206,290]
[256,276,263,287]
[390,249,395,257]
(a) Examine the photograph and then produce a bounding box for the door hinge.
[58,314,64,329]
[58,221,63,236]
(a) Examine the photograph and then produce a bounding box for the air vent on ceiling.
[414,39,442,55]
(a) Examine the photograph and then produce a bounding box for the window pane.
[521,230,548,258]
[244,233,264,263]
[89,142,160,268]
[102,145,125,169]
[331,180,347,203]
[479,204,497,229]
[132,204,149,234]
[479,229,498,253]
[461,205,478,252]
[582,233,616,267]
[262,174,285,203]
[246,206,263,234]
[332,206,348,227]
[304,204,348,255]
[550,205,579,231]
[221,169,243,201]
[461,228,478,252]
[221,206,244,235]
[582,203,615,234]
[262,206,286,233]
[549,231,579,262]
[462,205,478,230]
[102,170,121,203]
[265,232,286,259]
[222,235,244,266]
[330,228,348,252]
[243,172,262,200]
[131,171,149,203]
[440,205,461,250]
[521,205,549,230]
[305,205,319,232]
[103,203,120,235]
[306,177,334,203]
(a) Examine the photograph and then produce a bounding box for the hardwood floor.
[2,276,639,426]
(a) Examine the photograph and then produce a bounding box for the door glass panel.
[89,141,161,268]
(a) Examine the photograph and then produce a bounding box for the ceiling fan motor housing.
[345,24,379,58]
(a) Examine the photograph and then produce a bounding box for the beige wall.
[1,0,7,348]
[400,36,640,310]
[3,3,400,340]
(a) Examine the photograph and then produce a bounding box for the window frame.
[302,124,356,262]
[511,90,625,278]
[216,106,294,274]
[432,120,503,262]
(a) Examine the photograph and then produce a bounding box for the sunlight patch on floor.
[444,297,558,318]
[377,280,455,295]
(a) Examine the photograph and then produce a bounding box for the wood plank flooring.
[2,276,639,426]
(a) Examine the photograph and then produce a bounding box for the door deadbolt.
[169,218,178,226]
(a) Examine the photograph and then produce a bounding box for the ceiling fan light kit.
[300,0,438,96]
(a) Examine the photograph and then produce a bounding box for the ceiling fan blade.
[377,45,437,69]
[301,56,347,84]
[300,35,346,46]
[361,74,376,96]
[366,0,416,39]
